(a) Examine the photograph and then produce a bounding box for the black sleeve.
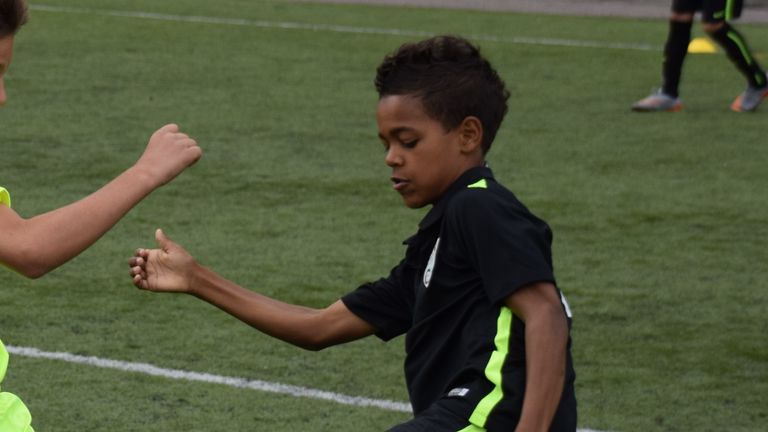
[341,261,414,341]
[446,189,555,305]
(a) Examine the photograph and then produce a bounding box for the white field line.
[30,4,660,52]
[6,344,413,413]
[8,344,609,431]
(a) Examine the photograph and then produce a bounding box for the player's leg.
[702,0,768,111]
[662,9,696,100]
[632,0,696,112]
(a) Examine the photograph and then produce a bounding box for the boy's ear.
[458,116,483,154]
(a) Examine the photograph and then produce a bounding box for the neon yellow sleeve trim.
[0,340,8,385]
[0,190,22,274]
[0,187,11,208]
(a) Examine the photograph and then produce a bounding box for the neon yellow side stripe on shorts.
[467,307,513,428]
[725,0,735,21]
[0,187,11,208]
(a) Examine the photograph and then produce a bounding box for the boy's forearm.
[189,265,332,350]
[8,165,157,277]
[515,306,568,432]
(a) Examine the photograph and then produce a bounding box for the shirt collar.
[417,165,495,231]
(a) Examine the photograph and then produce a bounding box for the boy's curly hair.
[375,35,510,154]
[0,0,28,38]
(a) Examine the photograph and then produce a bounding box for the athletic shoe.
[631,90,683,112]
[730,76,768,112]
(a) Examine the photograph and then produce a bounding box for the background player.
[632,0,767,112]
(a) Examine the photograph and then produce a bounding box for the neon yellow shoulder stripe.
[0,187,10,208]
[467,307,513,428]
[467,179,487,189]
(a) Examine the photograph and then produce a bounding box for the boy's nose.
[385,147,403,167]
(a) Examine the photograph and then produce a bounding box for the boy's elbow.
[256,322,334,351]
[21,267,50,279]
[299,343,327,352]
[13,245,55,279]
[277,304,363,352]
[293,321,346,351]
[8,262,51,279]
[295,333,334,352]
[542,303,569,336]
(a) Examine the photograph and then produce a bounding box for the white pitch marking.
[6,344,413,413]
[30,4,660,52]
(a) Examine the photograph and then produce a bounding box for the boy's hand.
[129,229,197,294]
[134,124,202,187]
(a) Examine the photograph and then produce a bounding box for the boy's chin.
[401,196,430,209]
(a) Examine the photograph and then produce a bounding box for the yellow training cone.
[688,37,718,54]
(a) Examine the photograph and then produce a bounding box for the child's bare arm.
[129,229,376,350]
[0,124,201,278]
[505,282,569,432]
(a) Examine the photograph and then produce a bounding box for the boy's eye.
[402,140,418,149]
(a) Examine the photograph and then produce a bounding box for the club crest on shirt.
[423,237,440,288]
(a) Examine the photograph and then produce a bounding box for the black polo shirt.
[342,166,576,431]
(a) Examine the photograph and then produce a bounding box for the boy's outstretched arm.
[505,282,569,432]
[0,124,201,278]
[128,229,376,351]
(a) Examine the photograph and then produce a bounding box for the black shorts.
[387,397,476,432]
[672,0,743,22]
[387,390,577,432]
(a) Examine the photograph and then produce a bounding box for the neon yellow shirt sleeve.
[0,187,10,208]
[0,341,34,432]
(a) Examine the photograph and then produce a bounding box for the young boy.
[2,0,201,429]
[129,35,577,431]
[632,0,767,112]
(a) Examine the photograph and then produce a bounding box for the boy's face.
[0,35,14,106]
[377,94,481,209]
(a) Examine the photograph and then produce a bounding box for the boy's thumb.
[155,228,171,250]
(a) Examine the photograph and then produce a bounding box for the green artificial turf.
[0,1,766,430]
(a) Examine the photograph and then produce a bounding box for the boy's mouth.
[391,176,409,192]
